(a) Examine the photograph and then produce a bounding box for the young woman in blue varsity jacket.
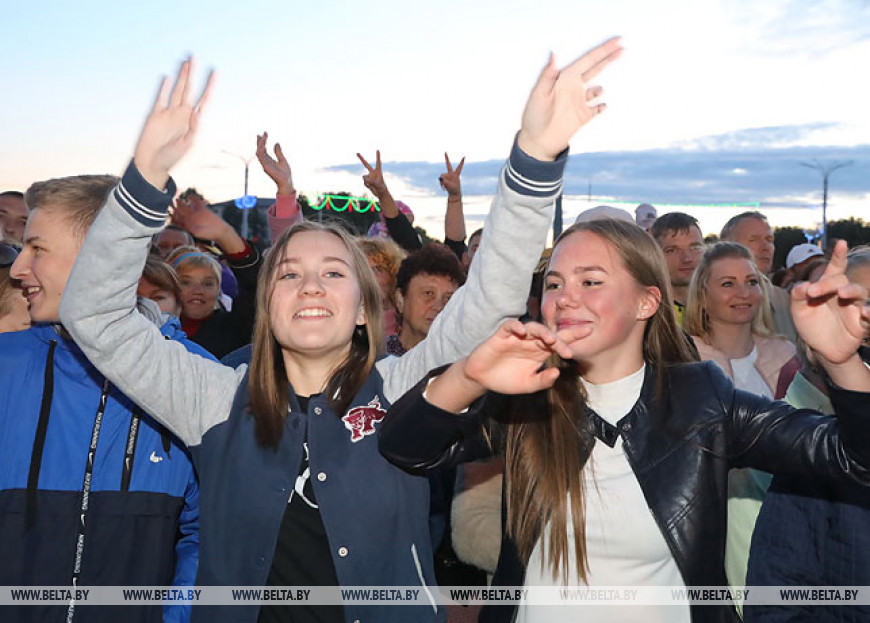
[58,40,623,623]
[379,220,870,623]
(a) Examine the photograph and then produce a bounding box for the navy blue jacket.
[189,362,443,623]
[0,321,211,623]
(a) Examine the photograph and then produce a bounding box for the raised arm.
[441,153,467,253]
[358,150,422,251]
[60,60,243,447]
[256,131,303,241]
[379,37,623,402]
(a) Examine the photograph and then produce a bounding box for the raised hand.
[172,196,244,253]
[439,153,465,198]
[134,59,215,190]
[792,240,870,366]
[256,132,295,196]
[356,151,391,198]
[517,37,622,161]
[462,320,573,395]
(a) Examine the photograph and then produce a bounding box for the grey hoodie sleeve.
[377,138,566,402]
[59,162,244,447]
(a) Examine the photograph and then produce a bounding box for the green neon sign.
[312,194,381,213]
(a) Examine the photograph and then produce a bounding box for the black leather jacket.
[380,361,870,623]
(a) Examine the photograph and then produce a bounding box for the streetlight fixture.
[799,159,853,251]
[222,150,256,240]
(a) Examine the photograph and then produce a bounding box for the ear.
[356,302,367,327]
[637,286,662,320]
[395,290,404,315]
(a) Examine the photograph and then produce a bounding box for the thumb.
[531,53,559,97]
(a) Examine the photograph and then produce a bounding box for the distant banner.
[3,585,870,606]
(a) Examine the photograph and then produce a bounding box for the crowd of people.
[1,37,869,623]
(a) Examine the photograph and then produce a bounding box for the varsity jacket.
[59,139,562,623]
[378,361,870,623]
[0,312,213,623]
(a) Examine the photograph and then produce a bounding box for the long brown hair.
[248,221,383,447]
[504,219,695,583]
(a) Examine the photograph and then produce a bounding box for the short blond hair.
[166,245,222,286]
[25,175,117,239]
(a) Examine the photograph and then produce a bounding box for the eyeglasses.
[0,242,21,268]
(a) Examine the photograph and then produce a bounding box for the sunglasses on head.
[0,242,21,268]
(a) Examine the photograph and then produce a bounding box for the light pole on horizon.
[799,159,853,251]
[222,150,255,240]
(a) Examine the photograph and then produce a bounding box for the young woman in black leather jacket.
[380,220,870,623]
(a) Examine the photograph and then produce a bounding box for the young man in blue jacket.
[1,174,210,623]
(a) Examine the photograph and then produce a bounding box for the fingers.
[820,239,848,279]
[556,324,594,345]
[169,59,191,108]
[806,273,850,299]
[152,76,172,113]
[456,157,465,174]
[274,143,287,165]
[375,150,382,170]
[568,36,623,83]
[499,318,529,338]
[356,152,373,172]
[585,86,603,102]
[533,366,562,391]
[444,152,453,173]
[256,133,267,157]
[530,53,559,98]
[836,282,869,304]
[195,69,215,113]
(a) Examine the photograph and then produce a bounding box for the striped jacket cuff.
[503,135,567,198]
[115,160,177,228]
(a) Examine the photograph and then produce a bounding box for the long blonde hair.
[504,219,695,582]
[248,221,384,447]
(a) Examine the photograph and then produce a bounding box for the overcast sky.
[2,0,868,236]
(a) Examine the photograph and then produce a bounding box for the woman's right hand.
[134,59,214,190]
[517,37,622,162]
[256,132,295,196]
[462,320,575,395]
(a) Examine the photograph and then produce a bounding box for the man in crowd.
[0,191,28,244]
[2,175,209,623]
[720,211,797,342]
[650,212,705,326]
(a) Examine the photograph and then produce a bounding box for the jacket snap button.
[317,472,327,482]
[314,406,323,415]
[622,422,632,432]
[338,546,348,557]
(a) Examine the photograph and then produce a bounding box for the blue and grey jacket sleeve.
[60,161,244,447]
[379,136,566,402]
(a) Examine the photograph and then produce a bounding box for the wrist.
[215,224,246,254]
[133,157,170,191]
[516,130,558,162]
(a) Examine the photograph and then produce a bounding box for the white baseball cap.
[786,243,824,269]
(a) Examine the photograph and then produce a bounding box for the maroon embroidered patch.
[341,396,387,442]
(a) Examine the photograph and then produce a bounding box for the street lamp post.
[223,150,255,240]
[799,159,853,251]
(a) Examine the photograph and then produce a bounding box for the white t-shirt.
[517,365,691,623]
[729,346,773,400]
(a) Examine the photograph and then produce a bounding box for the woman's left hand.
[792,240,870,365]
